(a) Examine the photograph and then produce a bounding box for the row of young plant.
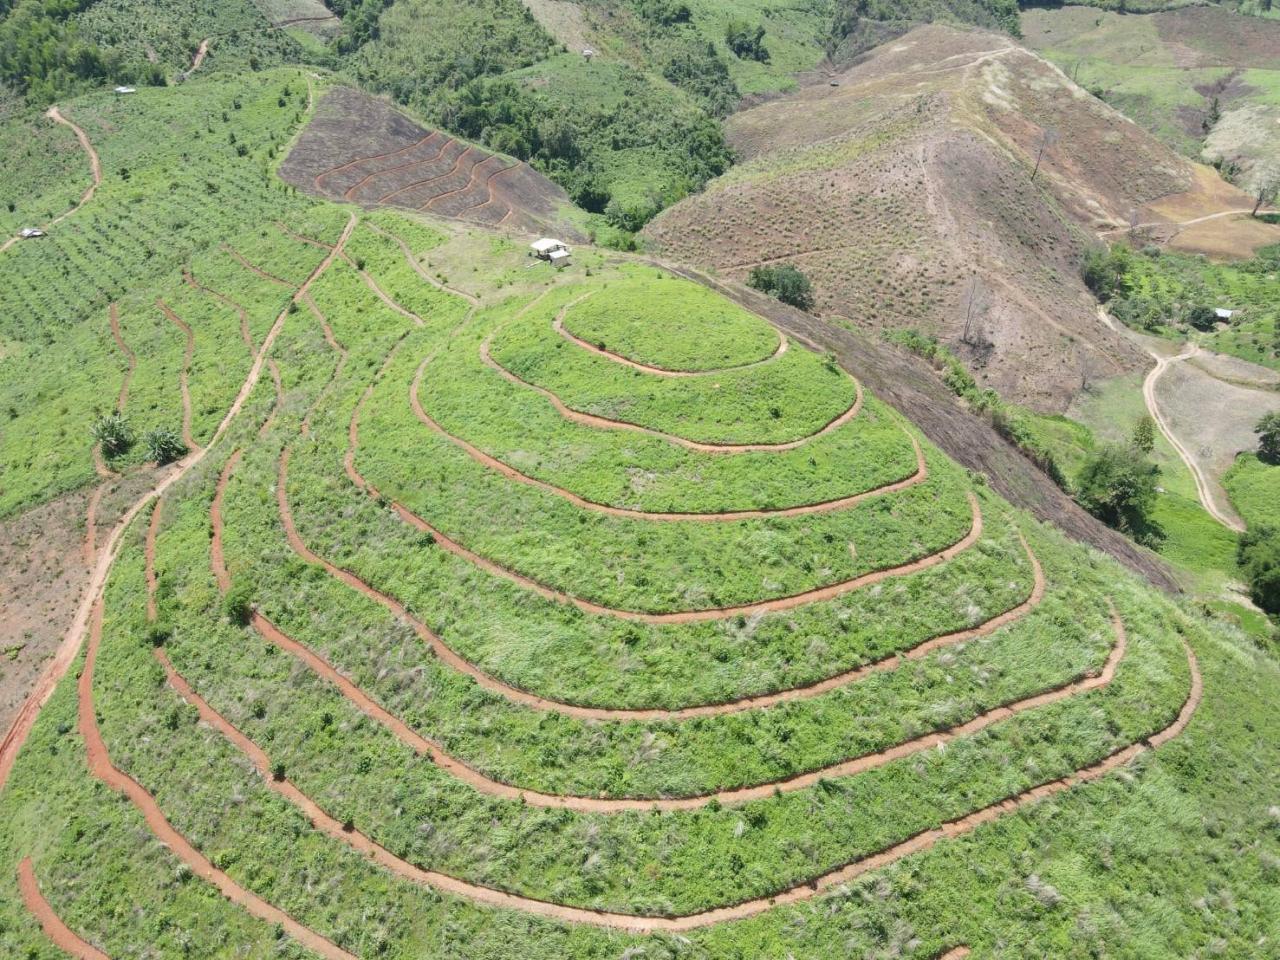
[489,278,856,445]
[412,282,920,514]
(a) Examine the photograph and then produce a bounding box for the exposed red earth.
[18,858,110,960]
[80,604,358,960]
[185,267,254,350]
[408,355,928,519]
[157,299,198,452]
[144,600,1201,932]
[554,298,787,378]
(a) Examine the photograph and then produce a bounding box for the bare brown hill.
[280,87,580,239]
[643,24,1270,411]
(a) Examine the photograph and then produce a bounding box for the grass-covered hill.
[0,54,1277,960]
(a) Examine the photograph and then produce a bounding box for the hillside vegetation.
[1,5,1279,959]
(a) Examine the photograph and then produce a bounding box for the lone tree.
[1256,411,1280,464]
[725,21,769,62]
[1030,127,1059,183]
[1075,442,1162,545]
[747,264,814,311]
[1253,172,1278,218]
[1131,414,1156,454]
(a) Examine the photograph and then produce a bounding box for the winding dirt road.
[1102,308,1247,532]
[18,858,110,960]
[1,106,102,254]
[0,214,355,795]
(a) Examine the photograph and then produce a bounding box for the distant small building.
[549,248,572,269]
[19,228,44,239]
[113,86,137,94]
[1215,308,1236,320]
[582,47,596,61]
[531,238,569,260]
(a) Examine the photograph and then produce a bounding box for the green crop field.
[2,9,1280,959]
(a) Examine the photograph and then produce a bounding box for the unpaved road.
[0,106,101,254]
[1101,307,1248,531]
[18,858,110,960]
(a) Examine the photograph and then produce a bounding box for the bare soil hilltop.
[644,24,1278,411]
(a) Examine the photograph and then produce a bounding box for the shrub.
[1132,414,1156,455]
[1237,525,1280,615]
[90,412,134,457]
[144,427,186,465]
[725,21,768,62]
[1185,304,1217,331]
[747,264,814,311]
[1076,443,1162,545]
[222,576,253,626]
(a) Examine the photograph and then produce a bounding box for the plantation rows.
[0,207,1203,959]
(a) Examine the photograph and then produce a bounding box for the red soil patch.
[408,350,927,518]
[18,857,110,960]
[185,267,254,350]
[279,87,580,239]
[0,215,354,795]
[78,604,357,960]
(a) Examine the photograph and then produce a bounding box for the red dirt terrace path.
[292,437,983,624]
[18,857,111,960]
[149,608,1201,932]
[553,295,787,378]
[405,353,923,520]
[80,605,358,960]
[480,324,865,454]
[0,215,355,796]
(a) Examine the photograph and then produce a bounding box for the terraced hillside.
[281,87,581,238]
[644,24,1280,411]
[10,172,1280,956]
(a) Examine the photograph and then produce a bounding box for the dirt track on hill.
[480,328,865,454]
[18,858,110,960]
[148,602,1200,932]
[408,352,927,518]
[1142,341,1244,531]
[0,214,356,795]
[222,247,291,287]
[554,294,787,377]
[185,267,254,349]
[290,433,983,623]
[1,106,101,254]
[78,605,357,960]
[207,457,1102,813]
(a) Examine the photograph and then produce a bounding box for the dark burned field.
[281,87,578,237]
